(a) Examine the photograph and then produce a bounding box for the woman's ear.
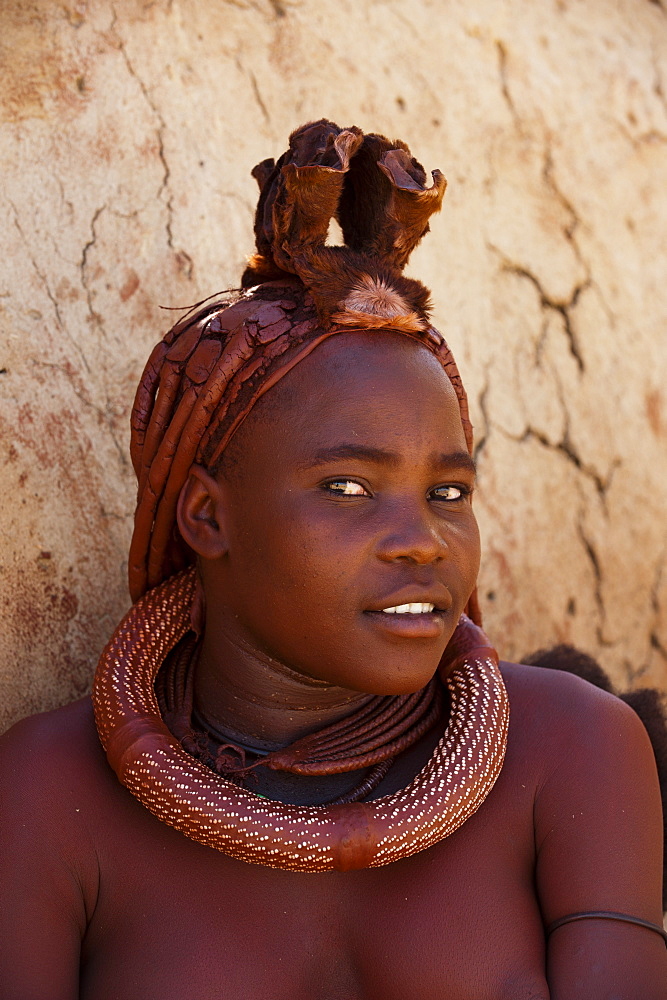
[176,464,229,559]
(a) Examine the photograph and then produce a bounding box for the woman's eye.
[325,480,369,497]
[430,484,469,502]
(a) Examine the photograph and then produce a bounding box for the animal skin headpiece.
[129,119,478,621]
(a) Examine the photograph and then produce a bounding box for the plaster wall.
[1,0,666,732]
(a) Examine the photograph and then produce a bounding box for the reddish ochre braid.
[93,121,509,868]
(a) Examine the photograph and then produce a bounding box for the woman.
[1,120,665,998]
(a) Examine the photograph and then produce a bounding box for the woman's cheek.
[450,516,481,596]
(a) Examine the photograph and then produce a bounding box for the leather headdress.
[128,118,477,621]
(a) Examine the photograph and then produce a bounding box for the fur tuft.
[343,275,413,320]
[330,308,426,333]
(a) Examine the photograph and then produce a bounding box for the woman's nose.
[376,503,449,565]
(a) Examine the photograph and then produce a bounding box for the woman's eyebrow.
[433,451,477,475]
[302,444,398,469]
[301,445,476,474]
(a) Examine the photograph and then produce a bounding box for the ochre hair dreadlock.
[128,119,476,617]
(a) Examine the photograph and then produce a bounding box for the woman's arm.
[534,673,667,997]
[0,711,97,999]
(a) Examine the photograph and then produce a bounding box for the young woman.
[1,120,665,999]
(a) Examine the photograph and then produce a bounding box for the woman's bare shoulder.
[1,697,102,773]
[0,699,109,936]
[0,702,113,991]
[503,661,666,987]
[498,658,648,757]
[0,697,115,826]
[497,660,661,841]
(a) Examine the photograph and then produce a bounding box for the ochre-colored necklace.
[93,568,509,872]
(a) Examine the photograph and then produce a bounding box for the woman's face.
[204,331,480,696]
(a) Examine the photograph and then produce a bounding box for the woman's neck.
[194,624,374,751]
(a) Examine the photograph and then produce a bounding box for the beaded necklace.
[155,631,445,806]
[93,568,510,872]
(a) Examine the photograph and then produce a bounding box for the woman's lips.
[363,608,447,639]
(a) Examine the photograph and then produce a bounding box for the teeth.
[381,602,435,614]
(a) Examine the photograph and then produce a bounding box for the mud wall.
[1,0,666,732]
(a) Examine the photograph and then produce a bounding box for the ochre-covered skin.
[1,666,665,998]
[0,120,665,997]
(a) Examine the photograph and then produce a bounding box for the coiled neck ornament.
[93,568,509,872]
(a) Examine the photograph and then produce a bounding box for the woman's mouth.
[364,603,447,638]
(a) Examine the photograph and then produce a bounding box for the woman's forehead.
[235,331,464,455]
[255,330,458,415]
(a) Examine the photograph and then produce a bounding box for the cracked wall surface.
[1,0,666,732]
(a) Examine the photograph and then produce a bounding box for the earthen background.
[1,0,666,734]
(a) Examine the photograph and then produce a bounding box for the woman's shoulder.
[497,657,660,831]
[499,657,649,757]
[0,699,107,922]
[499,658,661,862]
[499,661,665,966]
[0,696,103,779]
[0,697,115,836]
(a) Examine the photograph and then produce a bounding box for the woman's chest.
[82,798,548,1000]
